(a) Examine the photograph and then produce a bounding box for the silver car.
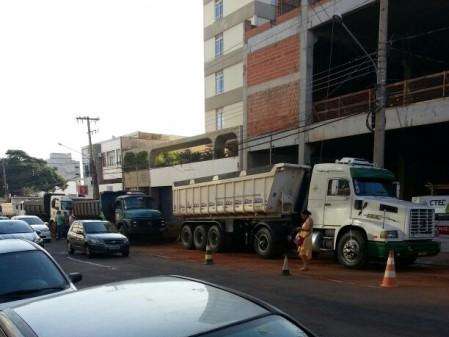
[0,239,81,310]
[12,216,52,242]
[0,220,43,247]
[0,276,315,337]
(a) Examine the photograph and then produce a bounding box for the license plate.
[418,252,427,256]
[108,245,120,250]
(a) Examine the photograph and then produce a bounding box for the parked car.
[67,220,129,258]
[0,276,315,337]
[12,215,52,242]
[0,220,44,247]
[0,239,81,309]
[0,216,8,220]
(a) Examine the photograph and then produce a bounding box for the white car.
[0,239,81,310]
[12,215,52,242]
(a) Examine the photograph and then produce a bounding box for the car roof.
[8,276,269,337]
[13,215,39,219]
[0,239,38,254]
[77,220,107,224]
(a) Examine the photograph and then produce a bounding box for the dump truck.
[23,192,166,239]
[100,191,166,238]
[174,158,440,268]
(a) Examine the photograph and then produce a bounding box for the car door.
[323,178,352,228]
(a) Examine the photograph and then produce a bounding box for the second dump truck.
[174,158,440,268]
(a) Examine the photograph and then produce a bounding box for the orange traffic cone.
[380,250,397,288]
[281,255,290,276]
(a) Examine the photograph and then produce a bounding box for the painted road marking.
[66,257,117,270]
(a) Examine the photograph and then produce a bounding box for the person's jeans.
[56,225,63,240]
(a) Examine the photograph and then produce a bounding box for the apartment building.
[47,153,80,181]
[82,132,180,196]
[243,0,449,199]
[203,0,276,132]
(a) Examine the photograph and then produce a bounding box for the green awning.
[350,167,396,181]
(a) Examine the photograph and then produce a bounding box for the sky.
[0,0,205,163]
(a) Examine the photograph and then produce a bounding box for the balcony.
[313,70,449,123]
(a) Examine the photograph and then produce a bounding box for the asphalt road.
[46,240,449,337]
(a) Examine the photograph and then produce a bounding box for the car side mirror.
[69,272,82,284]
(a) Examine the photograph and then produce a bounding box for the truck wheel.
[254,227,274,258]
[337,231,367,268]
[207,225,223,253]
[180,225,194,250]
[193,225,207,251]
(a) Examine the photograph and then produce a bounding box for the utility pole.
[77,116,100,199]
[373,0,389,168]
[1,159,8,201]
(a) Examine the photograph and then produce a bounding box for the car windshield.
[0,251,68,303]
[124,196,152,210]
[204,315,308,337]
[84,222,117,234]
[353,179,396,198]
[18,217,45,225]
[0,221,34,234]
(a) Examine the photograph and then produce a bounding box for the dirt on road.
[132,242,449,289]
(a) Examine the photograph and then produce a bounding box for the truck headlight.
[380,230,399,239]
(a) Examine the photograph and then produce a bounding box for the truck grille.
[409,209,434,237]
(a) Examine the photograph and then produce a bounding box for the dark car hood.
[87,233,127,240]
[124,209,161,220]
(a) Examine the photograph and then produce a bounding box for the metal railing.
[313,70,449,122]
[276,0,300,17]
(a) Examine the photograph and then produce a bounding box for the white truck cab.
[309,158,440,267]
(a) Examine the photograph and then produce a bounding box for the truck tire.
[207,225,224,253]
[193,225,207,251]
[254,227,274,258]
[180,225,194,250]
[337,231,367,268]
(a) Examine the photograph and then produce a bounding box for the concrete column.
[298,0,314,165]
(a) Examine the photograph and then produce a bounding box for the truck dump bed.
[73,198,101,219]
[173,163,308,217]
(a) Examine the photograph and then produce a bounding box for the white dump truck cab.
[309,158,441,268]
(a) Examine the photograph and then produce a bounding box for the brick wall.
[247,34,299,87]
[247,81,299,137]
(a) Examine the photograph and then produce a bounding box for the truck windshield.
[124,196,152,210]
[353,179,396,197]
[61,200,73,211]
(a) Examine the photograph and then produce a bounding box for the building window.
[215,33,223,57]
[106,151,116,167]
[215,71,224,94]
[216,108,224,130]
[215,0,223,20]
[116,149,122,165]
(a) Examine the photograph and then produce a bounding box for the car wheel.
[253,227,274,258]
[85,245,94,259]
[67,242,74,255]
[207,225,224,253]
[337,231,367,268]
[193,225,207,251]
[122,249,130,257]
[180,225,194,250]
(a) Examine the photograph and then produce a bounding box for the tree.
[123,152,137,172]
[0,150,66,197]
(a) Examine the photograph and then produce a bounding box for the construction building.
[243,0,449,199]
